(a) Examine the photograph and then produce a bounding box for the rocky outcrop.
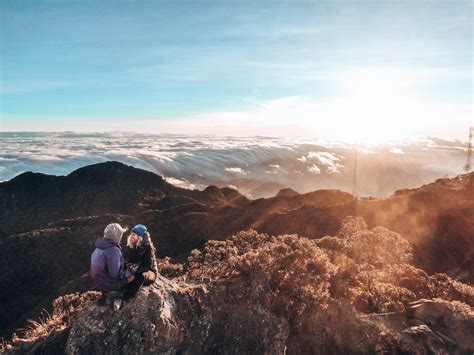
[5,280,473,354]
[302,298,474,354]
[66,277,188,354]
[404,299,474,351]
[64,276,290,354]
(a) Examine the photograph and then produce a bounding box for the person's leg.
[122,273,144,300]
[122,271,156,301]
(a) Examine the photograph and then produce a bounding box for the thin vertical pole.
[352,142,359,197]
[464,127,472,173]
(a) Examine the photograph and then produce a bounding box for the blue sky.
[0,0,472,139]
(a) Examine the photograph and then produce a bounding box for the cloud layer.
[0,132,469,197]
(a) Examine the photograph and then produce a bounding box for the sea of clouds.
[0,132,468,198]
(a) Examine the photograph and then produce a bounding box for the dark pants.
[123,271,156,300]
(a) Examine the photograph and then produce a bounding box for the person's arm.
[148,241,159,274]
[145,247,154,271]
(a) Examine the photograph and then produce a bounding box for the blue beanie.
[131,224,148,237]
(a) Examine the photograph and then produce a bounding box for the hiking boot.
[104,290,122,305]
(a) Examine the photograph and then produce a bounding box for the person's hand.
[128,275,135,283]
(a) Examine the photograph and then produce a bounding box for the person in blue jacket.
[122,224,158,300]
[90,223,135,293]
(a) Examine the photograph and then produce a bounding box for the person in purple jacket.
[90,223,135,295]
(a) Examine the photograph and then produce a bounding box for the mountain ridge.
[0,161,249,237]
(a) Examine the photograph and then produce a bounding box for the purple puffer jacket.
[90,237,128,292]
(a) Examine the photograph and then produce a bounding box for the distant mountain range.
[0,161,472,340]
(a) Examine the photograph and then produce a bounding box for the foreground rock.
[299,299,474,354]
[66,277,188,354]
[6,281,473,354]
[404,299,474,352]
[66,275,289,354]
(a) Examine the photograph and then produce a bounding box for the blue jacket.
[90,237,128,292]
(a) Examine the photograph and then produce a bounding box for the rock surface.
[66,277,187,354]
[6,280,473,354]
[65,274,291,354]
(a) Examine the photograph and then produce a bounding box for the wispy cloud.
[0,132,468,196]
[308,164,321,175]
[225,167,247,175]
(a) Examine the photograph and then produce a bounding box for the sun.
[332,67,424,144]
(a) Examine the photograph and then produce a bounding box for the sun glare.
[333,68,424,144]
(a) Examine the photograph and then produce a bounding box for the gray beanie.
[104,223,127,244]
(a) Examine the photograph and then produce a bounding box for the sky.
[0,0,472,141]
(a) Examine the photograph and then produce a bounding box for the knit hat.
[104,223,127,244]
[131,224,148,237]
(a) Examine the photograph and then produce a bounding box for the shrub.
[177,217,473,318]
[184,230,337,323]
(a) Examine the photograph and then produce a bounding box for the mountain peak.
[275,188,299,197]
[3,171,57,188]
[67,161,166,184]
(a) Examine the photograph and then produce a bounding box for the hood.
[95,237,121,250]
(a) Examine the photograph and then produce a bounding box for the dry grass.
[0,291,101,352]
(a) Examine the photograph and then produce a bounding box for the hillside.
[0,161,472,342]
[0,161,248,237]
[3,221,474,353]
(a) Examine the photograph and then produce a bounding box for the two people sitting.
[90,222,158,304]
